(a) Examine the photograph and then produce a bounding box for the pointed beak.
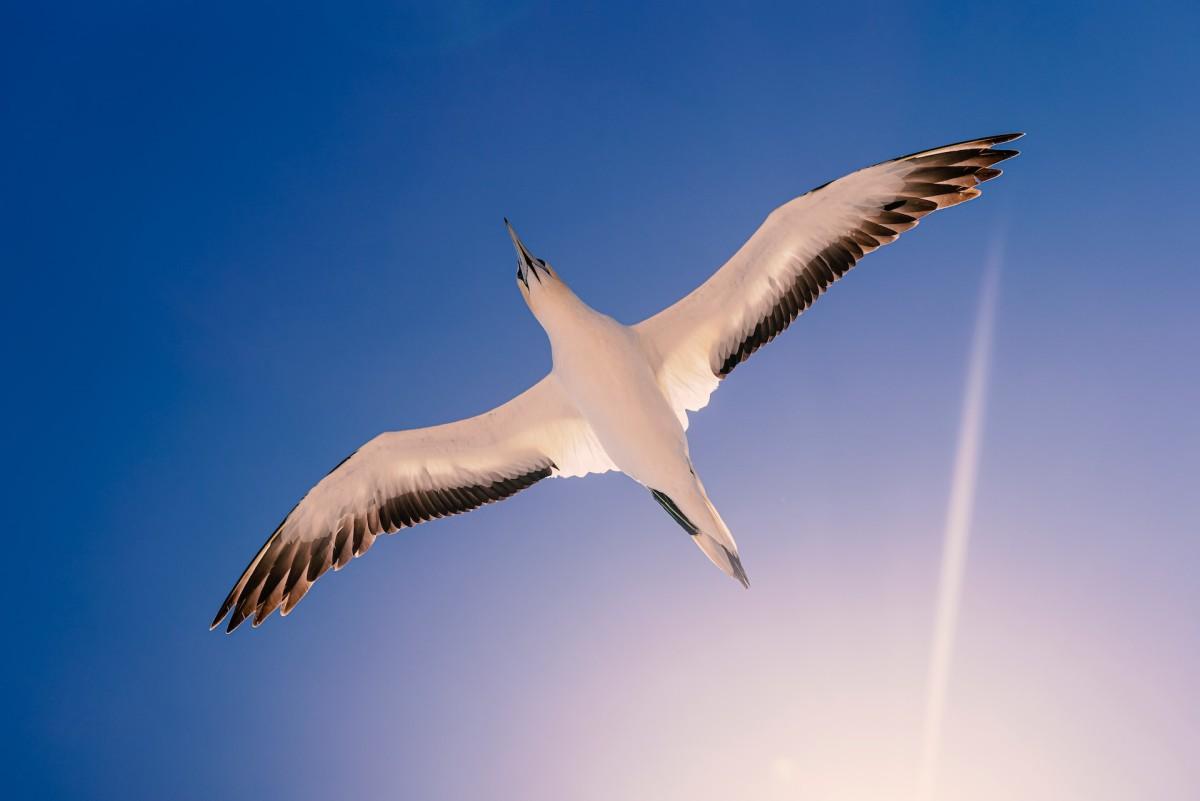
[505,218,540,287]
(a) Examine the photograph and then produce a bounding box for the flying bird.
[212,133,1021,632]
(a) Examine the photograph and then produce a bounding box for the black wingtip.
[990,131,1025,143]
[210,597,234,631]
[890,132,1025,166]
[226,609,247,634]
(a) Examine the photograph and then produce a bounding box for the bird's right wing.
[635,134,1021,426]
[212,374,613,632]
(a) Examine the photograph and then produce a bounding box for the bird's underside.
[212,132,1021,632]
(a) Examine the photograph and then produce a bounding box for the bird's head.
[505,219,563,314]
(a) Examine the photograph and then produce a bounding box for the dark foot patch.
[650,489,700,537]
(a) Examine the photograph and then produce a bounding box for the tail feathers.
[695,532,750,588]
[650,487,749,588]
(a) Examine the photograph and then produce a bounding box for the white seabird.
[212,133,1021,632]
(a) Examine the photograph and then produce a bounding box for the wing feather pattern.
[212,375,613,632]
[635,134,1022,424]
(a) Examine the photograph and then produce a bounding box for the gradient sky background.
[5,2,1198,799]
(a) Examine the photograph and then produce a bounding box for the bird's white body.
[213,133,1022,632]
[530,277,744,578]
[537,284,686,486]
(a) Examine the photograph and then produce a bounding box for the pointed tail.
[650,486,749,588]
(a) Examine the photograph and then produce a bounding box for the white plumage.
[213,133,1021,632]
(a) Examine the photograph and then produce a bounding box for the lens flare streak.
[917,246,1001,801]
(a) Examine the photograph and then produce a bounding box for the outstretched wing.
[635,133,1021,425]
[211,374,613,632]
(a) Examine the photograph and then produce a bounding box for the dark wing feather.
[635,134,1021,420]
[211,375,613,632]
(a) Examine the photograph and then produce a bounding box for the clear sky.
[5,2,1198,799]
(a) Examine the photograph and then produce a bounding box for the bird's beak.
[505,218,540,287]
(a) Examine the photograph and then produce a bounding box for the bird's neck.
[530,280,601,340]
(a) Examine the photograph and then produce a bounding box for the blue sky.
[4,2,1198,799]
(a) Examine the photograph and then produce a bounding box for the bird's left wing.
[211,374,613,632]
[635,134,1021,426]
